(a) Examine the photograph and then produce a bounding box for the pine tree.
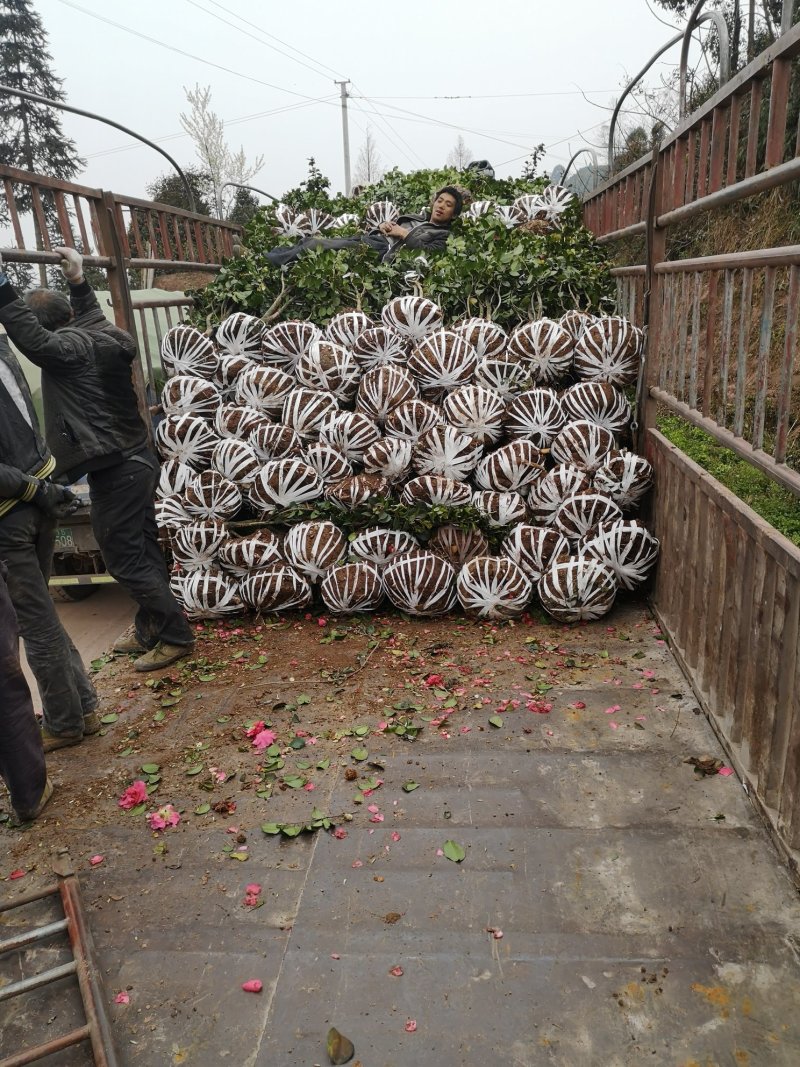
[0,0,85,283]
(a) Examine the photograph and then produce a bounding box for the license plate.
[54,527,75,549]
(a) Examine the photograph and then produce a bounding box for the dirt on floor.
[2,601,672,857]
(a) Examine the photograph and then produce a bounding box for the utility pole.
[335,79,352,196]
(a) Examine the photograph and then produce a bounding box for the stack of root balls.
[155,299,659,623]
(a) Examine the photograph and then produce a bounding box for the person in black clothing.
[264,186,463,268]
[0,560,53,820]
[0,249,194,677]
[0,329,98,750]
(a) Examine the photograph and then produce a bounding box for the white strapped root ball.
[382,296,443,341]
[573,316,642,386]
[579,519,659,590]
[239,564,312,612]
[284,520,347,582]
[383,550,457,616]
[538,557,618,622]
[161,324,218,379]
[321,561,384,613]
[456,556,532,619]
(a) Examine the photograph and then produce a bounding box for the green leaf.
[261,823,282,835]
[296,694,311,705]
[316,757,331,771]
[160,697,181,708]
[152,710,166,722]
[185,764,204,776]
[351,747,368,761]
[488,715,504,728]
[230,851,249,861]
[281,824,304,837]
[141,763,160,775]
[128,803,146,816]
[198,673,216,681]
[402,780,420,793]
[100,713,118,725]
[353,724,370,737]
[282,774,305,788]
[194,803,211,815]
[443,839,466,863]
[289,737,306,750]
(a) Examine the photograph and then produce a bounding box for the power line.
[349,88,422,169]
[204,0,347,81]
[84,96,336,159]
[56,0,341,106]
[352,99,533,151]
[183,0,335,83]
[350,89,620,100]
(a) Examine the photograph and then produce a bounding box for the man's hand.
[53,246,84,284]
[378,223,409,239]
[33,480,80,518]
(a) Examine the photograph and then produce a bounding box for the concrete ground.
[2,600,799,1067]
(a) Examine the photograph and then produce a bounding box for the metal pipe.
[0,961,77,1002]
[0,919,68,955]
[679,2,732,118]
[654,242,800,271]
[0,248,113,267]
[782,0,796,33]
[607,30,684,175]
[656,151,800,225]
[0,1025,91,1067]
[0,83,197,213]
[650,387,800,496]
[596,220,648,243]
[220,181,279,204]
[560,148,600,190]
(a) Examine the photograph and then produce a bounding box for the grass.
[657,413,800,549]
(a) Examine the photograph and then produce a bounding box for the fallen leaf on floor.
[684,755,724,777]
[327,1026,355,1064]
[443,840,466,863]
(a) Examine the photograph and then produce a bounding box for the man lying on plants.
[263,186,463,269]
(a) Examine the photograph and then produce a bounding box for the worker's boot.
[40,727,83,753]
[113,625,147,654]
[133,641,194,673]
[11,777,54,825]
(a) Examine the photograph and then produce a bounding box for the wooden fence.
[583,20,800,869]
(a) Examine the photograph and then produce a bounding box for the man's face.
[431,193,458,224]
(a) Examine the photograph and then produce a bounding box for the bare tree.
[180,84,264,217]
[446,135,472,170]
[353,128,385,186]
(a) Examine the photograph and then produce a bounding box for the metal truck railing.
[583,11,800,869]
[1,163,240,590]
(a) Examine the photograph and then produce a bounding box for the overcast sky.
[30,0,688,202]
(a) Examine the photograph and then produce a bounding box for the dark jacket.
[0,280,147,482]
[381,213,452,262]
[0,334,55,518]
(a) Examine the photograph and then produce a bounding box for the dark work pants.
[0,562,47,816]
[0,505,96,737]
[264,233,390,267]
[88,450,193,649]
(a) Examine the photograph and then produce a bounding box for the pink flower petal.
[241,980,262,993]
[389,965,404,976]
[404,1019,417,1032]
[369,813,384,823]
[351,860,363,868]
[330,953,341,960]
[114,991,130,1005]
[605,705,621,714]
[609,722,619,730]
[246,883,262,895]
[390,831,401,842]
[333,828,348,840]
[718,766,735,777]
[572,701,586,709]
[8,869,26,880]
[303,782,316,791]
[89,855,105,866]
[367,804,380,814]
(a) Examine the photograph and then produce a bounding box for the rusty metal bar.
[596,220,647,244]
[0,918,68,954]
[727,93,742,184]
[718,268,735,424]
[734,268,754,437]
[54,850,120,1067]
[0,961,77,1002]
[745,78,764,177]
[766,57,792,168]
[72,194,91,254]
[0,1026,92,1067]
[0,884,58,912]
[651,388,800,496]
[127,257,221,271]
[134,296,193,309]
[697,117,711,197]
[29,186,50,252]
[0,249,113,267]
[688,271,701,408]
[775,264,800,463]
[655,244,800,272]
[752,266,777,449]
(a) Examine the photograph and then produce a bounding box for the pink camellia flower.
[246,883,262,895]
[114,991,130,1005]
[390,831,401,842]
[118,780,147,810]
[526,699,552,715]
[332,827,348,840]
[146,803,180,831]
[241,980,262,993]
[424,673,444,687]
[251,728,277,751]
[246,720,265,738]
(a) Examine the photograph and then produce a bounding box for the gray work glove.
[33,480,80,518]
[53,246,84,284]
[0,250,9,287]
